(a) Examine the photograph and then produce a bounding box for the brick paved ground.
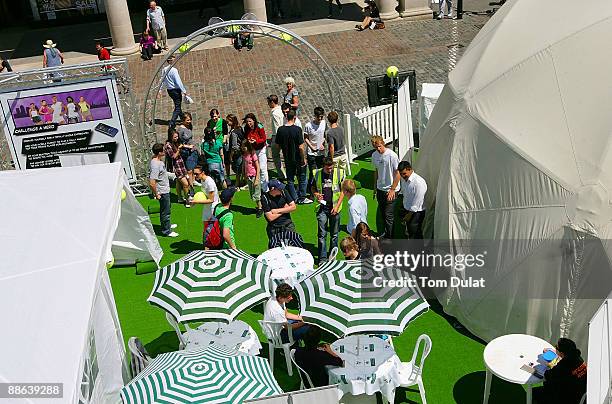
[129,14,490,142]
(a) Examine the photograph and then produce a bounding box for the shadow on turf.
[453,371,526,404]
[168,239,203,255]
[145,331,182,357]
[427,299,487,345]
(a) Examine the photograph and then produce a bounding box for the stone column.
[244,0,268,22]
[105,0,139,56]
[398,0,432,18]
[377,0,400,20]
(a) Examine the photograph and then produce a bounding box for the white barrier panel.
[244,385,340,404]
[588,295,612,404]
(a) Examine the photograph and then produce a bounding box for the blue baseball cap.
[220,187,236,204]
[268,179,285,190]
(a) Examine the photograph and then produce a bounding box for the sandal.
[355,24,364,31]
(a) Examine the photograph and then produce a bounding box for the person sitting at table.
[263,283,309,344]
[294,325,343,388]
[340,236,360,260]
[533,338,587,404]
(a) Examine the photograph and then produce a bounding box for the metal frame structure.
[0,59,150,192]
[143,20,345,146]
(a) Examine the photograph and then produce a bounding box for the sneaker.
[299,197,313,205]
[165,231,179,238]
[184,201,191,208]
[240,185,249,191]
[256,209,263,218]
[171,224,178,229]
[177,198,185,204]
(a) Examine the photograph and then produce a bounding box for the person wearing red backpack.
[204,188,237,250]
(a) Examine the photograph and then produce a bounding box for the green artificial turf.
[108,158,528,403]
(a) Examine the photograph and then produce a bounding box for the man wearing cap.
[261,179,298,240]
[42,40,64,69]
[213,188,237,249]
[159,56,189,128]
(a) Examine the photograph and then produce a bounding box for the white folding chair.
[127,337,151,379]
[166,312,188,350]
[328,246,339,262]
[394,334,432,404]
[259,320,294,376]
[290,349,315,390]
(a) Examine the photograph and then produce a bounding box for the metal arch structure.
[0,59,149,187]
[142,20,345,145]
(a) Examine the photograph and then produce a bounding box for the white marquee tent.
[588,293,612,403]
[418,0,612,352]
[0,163,161,403]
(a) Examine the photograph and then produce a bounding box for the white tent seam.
[0,257,97,282]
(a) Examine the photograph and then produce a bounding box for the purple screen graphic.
[9,86,112,129]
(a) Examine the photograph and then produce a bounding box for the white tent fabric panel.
[418,83,444,141]
[588,296,612,404]
[417,0,612,352]
[0,163,129,403]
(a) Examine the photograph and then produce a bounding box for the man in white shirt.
[371,135,400,239]
[304,106,327,194]
[282,102,302,128]
[191,165,219,222]
[146,1,168,50]
[341,179,368,235]
[398,161,427,239]
[268,95,286,181]
[263,283,309,343]
[159,55,189,127]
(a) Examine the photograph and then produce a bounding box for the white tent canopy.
[418,0,612,351]
[0,163,160,403]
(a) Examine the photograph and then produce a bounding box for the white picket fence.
[344,104,398,162]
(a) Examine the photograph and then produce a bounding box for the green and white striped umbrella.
[295,260,429,337]
[148,249,271,322]
[121,345,283,404]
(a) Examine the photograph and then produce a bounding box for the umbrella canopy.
[295,260,429,337]
[121,345,283,404]
[417,0,612,347]
[148,249,271,322]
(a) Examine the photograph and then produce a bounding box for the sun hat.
[43,40,57,49]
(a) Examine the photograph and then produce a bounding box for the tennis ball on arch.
[178,43,191,53]
[106,257,114,269]
[280,33,293,42]
[386,65,399,78]
[121,189,127,201]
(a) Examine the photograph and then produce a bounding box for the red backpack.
[203,207,230,249]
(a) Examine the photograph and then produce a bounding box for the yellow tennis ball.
[178,43,190,53]
[280,33,293,42]
[121,189,127,201]
[386,65,399,78]
[193,191,208,203]
[106,257,114,269]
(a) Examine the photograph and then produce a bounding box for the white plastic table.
[482,334,554,404]
[258,245,314,290]
[328,335,401,402]
[184,320,262,355]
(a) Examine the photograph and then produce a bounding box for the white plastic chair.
[394,334,432,404]
[290,349,315,389]
[166,312,188,350]
[128,337,151,379]
[328,246,339,262]
[259,320,294,376]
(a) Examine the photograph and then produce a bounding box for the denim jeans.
[167,88,182,127]
[285,163,307,202]
[159,193,171,235]
[307,155,324,194]
[281,319,310,343]
[207,161,225,186]
[376,189,397,238]
[316,207,340,262]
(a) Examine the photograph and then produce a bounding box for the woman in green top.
[207,108,230,183]
[201,127,227,189]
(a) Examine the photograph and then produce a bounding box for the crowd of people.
[148,67,429,267]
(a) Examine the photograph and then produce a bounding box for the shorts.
[247,176,261,201]
[182,149,198,171]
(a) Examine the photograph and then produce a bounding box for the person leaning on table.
[532,338,587,404]
[294,325,343,388]
[264,283,310,344]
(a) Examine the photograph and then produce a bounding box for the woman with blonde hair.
[283,77,299,113]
